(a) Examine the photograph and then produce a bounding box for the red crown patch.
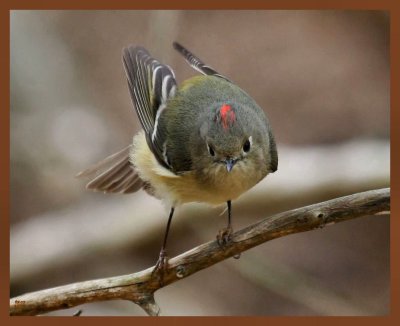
[219,104,236,130]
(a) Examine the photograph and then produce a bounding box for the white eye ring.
[207,143,215,157]
[243,136,252,153]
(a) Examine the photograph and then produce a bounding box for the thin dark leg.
[152,207,175,283]
[227,200,232,229]
[162,207,175,251]
[217,200,233,246]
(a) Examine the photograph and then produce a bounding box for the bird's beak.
[224,158,236,172]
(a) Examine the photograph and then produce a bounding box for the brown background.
[5,6,395,319]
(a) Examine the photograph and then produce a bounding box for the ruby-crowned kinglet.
[77,42,278,276]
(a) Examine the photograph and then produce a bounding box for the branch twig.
[10,188,390,316]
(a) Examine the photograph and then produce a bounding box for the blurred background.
[10,10,390,316]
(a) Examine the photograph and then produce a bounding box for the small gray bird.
[77,42,278,277]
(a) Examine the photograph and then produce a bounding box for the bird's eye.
[207,143,215,157]
[243,139,251,153]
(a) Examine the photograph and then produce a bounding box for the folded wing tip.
[172,41,182,49]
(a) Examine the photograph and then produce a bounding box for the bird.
[77,42,278,280]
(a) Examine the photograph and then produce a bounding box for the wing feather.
[172,42,231,82]
[122,46,177,170]
[76,146,144,194]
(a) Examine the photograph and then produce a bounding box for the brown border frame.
[2,1,398,325]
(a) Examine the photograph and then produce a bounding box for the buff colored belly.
[130,131,264,206]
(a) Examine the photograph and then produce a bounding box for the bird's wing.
[76,145,144,194]
[173,42,231,82]
[122,45,177,170]
[268,130,278,173]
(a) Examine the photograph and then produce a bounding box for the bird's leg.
[217,200,233,246]
[152,207,175,284]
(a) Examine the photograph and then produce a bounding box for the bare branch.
[10,188,390,316]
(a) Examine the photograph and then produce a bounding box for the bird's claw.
[152,249,168,285]
[217,226,233,246]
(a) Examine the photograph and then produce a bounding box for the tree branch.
[10,188,390,316]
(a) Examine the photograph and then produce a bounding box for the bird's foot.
[151,249,168,285]
[217,226,233,246]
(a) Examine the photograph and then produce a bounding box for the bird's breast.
[131,131,267,206]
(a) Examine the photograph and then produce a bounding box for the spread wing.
[172,42,231,82]
[122,45,177,170]
[76,146,144,194]
[77,45,179,194]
